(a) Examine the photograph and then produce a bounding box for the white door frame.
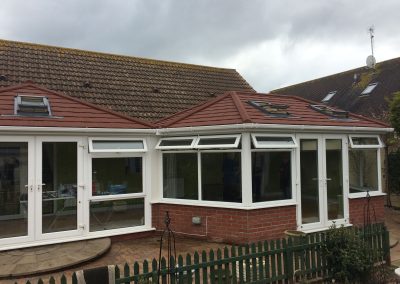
[296,134,349,231]
[35,136,85,240]
[0,136,35,246]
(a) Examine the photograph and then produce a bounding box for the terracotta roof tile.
[0,39,254,121]
[157,91,388,129]
[0,82,153,129]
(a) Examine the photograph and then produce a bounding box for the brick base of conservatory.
[152,203,297,244]
[348,195,385,226]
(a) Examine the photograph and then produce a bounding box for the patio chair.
[75,265,115,284]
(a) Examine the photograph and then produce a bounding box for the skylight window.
[310,104,349,119]
[15,95,51,116]
[361,82,378,95]
[248,100,290,117]
[321,91,337,102]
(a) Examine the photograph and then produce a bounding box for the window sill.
[348,192,386,199]
[152,199,297,210]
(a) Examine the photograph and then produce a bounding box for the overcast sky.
[1,0,400,92]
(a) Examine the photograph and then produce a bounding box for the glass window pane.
[159,139,193,147]
[252,151,292,202]
[42,142,78,234]
[351,137,379,146]
[0,142,28,239]
[92,140,144,150]
[89,198,144,231]
[349,149,378,193]
[326,139,344,220]
[92,157,143,196]
[201,152,241,203]
[197,137,237,146]
[300,139,320,224]
[163,153,198,200]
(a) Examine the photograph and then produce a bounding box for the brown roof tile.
[0,39,254,121]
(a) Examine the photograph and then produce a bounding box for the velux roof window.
[248,100,290,117]
[310,104,349,119]
[360,82,378,96]
[321,91,337,103]
[15,95,51,116]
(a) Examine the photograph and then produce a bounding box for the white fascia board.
[156,123,393,136]
[0,126,157,135]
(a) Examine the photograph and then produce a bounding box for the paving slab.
[0,238,110,278]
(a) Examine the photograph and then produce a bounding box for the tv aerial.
[366,26,376,69]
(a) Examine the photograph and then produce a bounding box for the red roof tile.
[157,91,389,129]
[0,82,153,129]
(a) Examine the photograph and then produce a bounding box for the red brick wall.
[348,195,385,226]
[152,203,296,244]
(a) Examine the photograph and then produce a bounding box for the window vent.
[310,104,349,119]
[248,100,290,117]
[360,82,378,96]
[321,91,337,103]
[15,95,52,117]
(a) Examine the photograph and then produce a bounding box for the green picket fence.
[23,223,390,284]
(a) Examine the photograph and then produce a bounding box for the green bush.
[321,225,374,283]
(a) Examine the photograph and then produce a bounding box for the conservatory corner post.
[241,132,253,207]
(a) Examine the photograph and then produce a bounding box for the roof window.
[248,100,290,117]
[310,104,349,119]
[360,82,378,95]
[15,95,51,116]
[321,91,337,103]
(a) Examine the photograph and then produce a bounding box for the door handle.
[37,183,46,191]
[326,178,332,181]
[25,184,33,192]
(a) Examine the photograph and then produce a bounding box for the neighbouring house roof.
[271,57,400,121]
[0,82,153,129]
[0,39,254,121]
[157,91,388,129]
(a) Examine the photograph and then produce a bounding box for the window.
[251,135,297,148]
[349,149,378,193]
[92,157,143,196]
[161,135,242,203]
[349,136,382,148]
[89,139,146,153]
[252,151,292,202]
[349,136,381,194]
[361,83,378,95]
[321,91,337,103]
[310,104,349,119]
[163,153,198,200]
[156,137,197,150]
[15,95,51,116]
[248,100,290,117]
[195,135,241,149]
[201,152,242,202]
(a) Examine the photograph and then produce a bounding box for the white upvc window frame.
[160,148,243,207]
[156,136,197,150]
[250,147,296,208]
[194,134,241,149]
[88,137,147,153]
[348,135,384,198]
[251,134,298,149]
[349,135,383,149]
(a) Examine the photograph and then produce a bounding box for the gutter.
[155,123,393,135]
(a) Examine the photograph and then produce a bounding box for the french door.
[0,137,84,247]
[297,135,349,231]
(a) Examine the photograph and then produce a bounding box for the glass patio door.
[0,138,34,246]
[298,136,347,231]
[36,138,84,240]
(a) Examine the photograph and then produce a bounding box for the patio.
[3,204,400,284]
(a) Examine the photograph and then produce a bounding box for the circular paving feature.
[0,238,111,278]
